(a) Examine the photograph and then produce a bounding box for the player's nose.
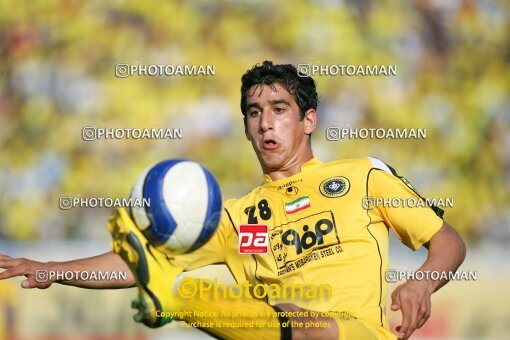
[259,110,274,132]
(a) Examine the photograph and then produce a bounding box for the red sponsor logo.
[239,224,269,254]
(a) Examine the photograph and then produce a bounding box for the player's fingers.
[21,278,31,288]
[0,252,12,260]
[0,266,27,280]
[402,300,420,340]
[21,275,51,289]
[391,290,401,311]
[0,259,19,269]
[397,300,414,339]
[21,277,38,289]
[417,297,431,329]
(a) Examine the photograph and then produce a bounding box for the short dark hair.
[240,61,319,121]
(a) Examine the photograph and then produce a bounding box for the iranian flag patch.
[285,196,311,214]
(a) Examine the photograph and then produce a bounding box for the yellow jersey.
[171,157,444,331]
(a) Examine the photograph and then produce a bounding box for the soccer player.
[0,61,466,340]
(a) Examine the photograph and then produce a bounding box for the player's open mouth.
[262,138,279,150]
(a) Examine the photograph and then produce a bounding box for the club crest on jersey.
[285,196,310,214]
[319,177,350,198]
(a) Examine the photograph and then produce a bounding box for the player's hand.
[0,252,54,289]
[390,279,434,339]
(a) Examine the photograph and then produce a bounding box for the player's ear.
[303,109,317,135]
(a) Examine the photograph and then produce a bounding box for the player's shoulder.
[223,187,259,212]
[322,156,397,175]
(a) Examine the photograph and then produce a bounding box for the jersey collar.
[262,157,323,183]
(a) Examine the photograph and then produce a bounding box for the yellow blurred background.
[0,0,509,339]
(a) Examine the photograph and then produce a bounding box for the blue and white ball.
[129,159,222,254]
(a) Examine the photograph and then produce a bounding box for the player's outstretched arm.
[390,221,466,339]
[0,251,135,289]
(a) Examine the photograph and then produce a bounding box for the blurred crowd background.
[0,0,509,339]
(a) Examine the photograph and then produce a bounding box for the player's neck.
[263,152,314,182]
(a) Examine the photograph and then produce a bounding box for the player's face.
[244,83,316,175]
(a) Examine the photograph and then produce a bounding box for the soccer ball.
[129,159,223,254]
